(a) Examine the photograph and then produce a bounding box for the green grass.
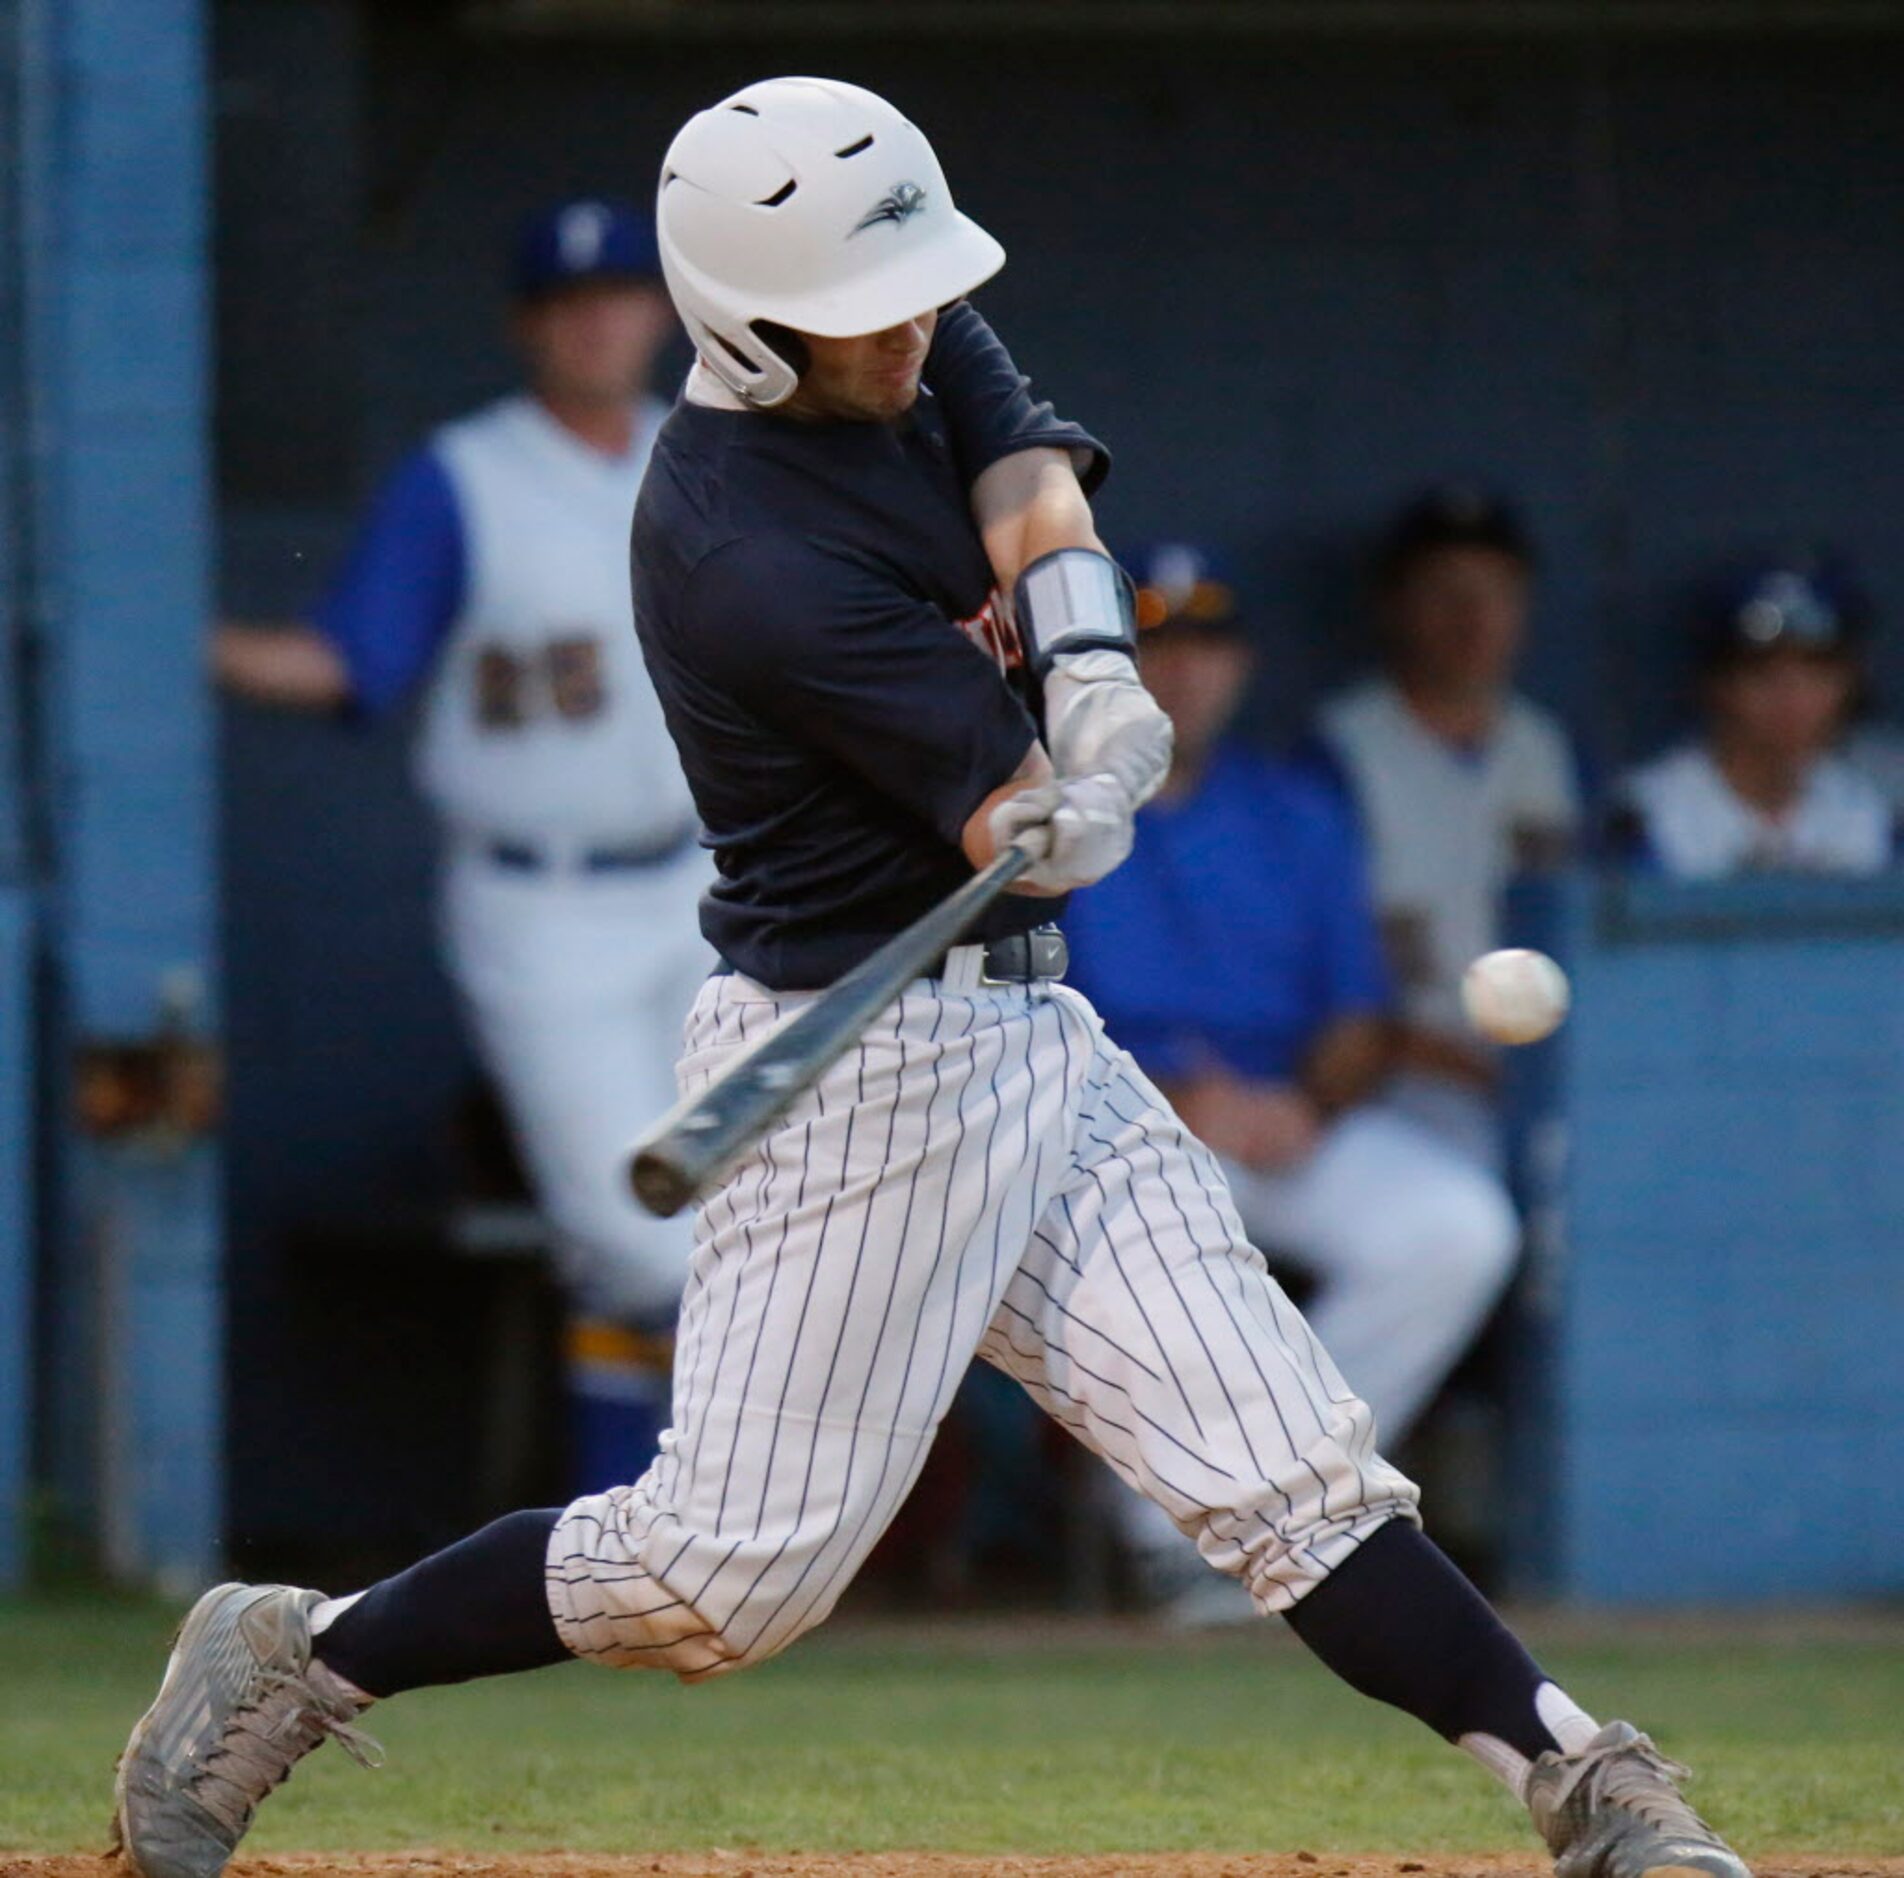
[3,1597,1901,1857]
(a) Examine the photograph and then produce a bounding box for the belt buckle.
[976,937,1022,987]
[1029,926,1069,982]
[978,927,1067,987]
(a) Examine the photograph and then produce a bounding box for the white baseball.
[1460,947,1570,1045]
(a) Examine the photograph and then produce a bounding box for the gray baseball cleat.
[111,1582,381,1878]
[1526,1720,1750,1878]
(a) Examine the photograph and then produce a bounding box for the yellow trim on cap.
[1136,578,1238,632]
[566,1319,676,1370]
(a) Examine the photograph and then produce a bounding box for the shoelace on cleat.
[185,1668,383,1836]
[1565,1732,1719,1843]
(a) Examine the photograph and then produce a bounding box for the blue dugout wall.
[1506,875,1904,1603]
[0,893,29,1589]
[1,0,220,1591]
[0,0,44,1594]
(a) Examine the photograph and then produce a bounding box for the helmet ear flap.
[751,320,811,381]
[682,309,803,407]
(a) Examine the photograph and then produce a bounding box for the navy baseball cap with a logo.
[1127,543,1246,639]
[1700,558,1869,668]
[512,198,662,301]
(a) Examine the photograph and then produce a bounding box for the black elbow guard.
[1013,548,1138,681]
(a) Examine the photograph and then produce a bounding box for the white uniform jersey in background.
[1319,678,1580,1039]
[1842,726,1904,815]
[1618,743,1894,879]
[414,390,712,1325]
[419,393,694,849]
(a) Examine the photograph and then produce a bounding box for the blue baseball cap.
[1701,557,1869,667]
[1126,543,1245,638]
[512,198,662,301]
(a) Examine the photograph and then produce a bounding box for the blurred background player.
[1309,487,1582,1172]
[1065,545,1518,1622]
[213,199,710,1491]
[1612,558,1897,878]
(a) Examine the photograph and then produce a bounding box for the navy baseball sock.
[1283,1519,1590,1772]
[312,1508,571,1697]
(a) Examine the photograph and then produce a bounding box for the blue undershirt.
[311,446,467,716]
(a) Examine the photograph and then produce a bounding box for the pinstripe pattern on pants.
[545,974,1419,1677]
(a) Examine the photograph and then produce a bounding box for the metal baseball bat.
[628,843,1036,1218]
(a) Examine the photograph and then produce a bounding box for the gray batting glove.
[1043,651,1174,809]
[989,771,1136,892]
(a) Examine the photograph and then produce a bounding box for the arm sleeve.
[688,533,1040,846]
[925,300,1109,495]
[1306,791,1395,1020]
[311,446,466,715]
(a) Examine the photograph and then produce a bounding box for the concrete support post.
[14,0,222,1593]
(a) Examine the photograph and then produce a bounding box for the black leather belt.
[484,823,699,875]
[949,925,1069,984]
[712,925,1068,986]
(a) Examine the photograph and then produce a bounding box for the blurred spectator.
[214,201,709,1492]
[1845,724,1904,812]
[1612,559,1896,878]
[1310,487,1580,1170]
[1066,544,1518,1621]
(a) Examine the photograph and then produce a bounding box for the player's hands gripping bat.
[628,842,1035,1218]
[986,770,1136,891]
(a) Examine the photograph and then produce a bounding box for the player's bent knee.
[1218,1489,1424,1616]
[1440,1172,1520,1299]
[1184,1410,1424,1615]
[1381,1162,1519,1300]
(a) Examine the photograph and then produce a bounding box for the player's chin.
[862,372,924,419]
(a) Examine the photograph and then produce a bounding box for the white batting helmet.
[656,76,1005,407]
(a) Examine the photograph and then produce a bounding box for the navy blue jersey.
[632,302,1107,988]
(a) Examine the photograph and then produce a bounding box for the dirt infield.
[9,1858,1904,1878]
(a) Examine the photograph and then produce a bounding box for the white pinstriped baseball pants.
[545,966,1420,1678]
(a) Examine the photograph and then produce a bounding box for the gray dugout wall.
[215,8,1904,1562]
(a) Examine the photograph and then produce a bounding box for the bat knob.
[629,1149,696,1219]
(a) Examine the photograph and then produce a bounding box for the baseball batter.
[116,80,1749,1878]
[214,201,711,1485]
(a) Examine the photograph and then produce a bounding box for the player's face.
[1137,632,1253,767]
[1386,547,1530,697]
[786,312,938,423]
[516,281,673,405]
[1708,647,1858,764]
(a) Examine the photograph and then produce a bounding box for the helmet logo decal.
[850,181,927,236]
